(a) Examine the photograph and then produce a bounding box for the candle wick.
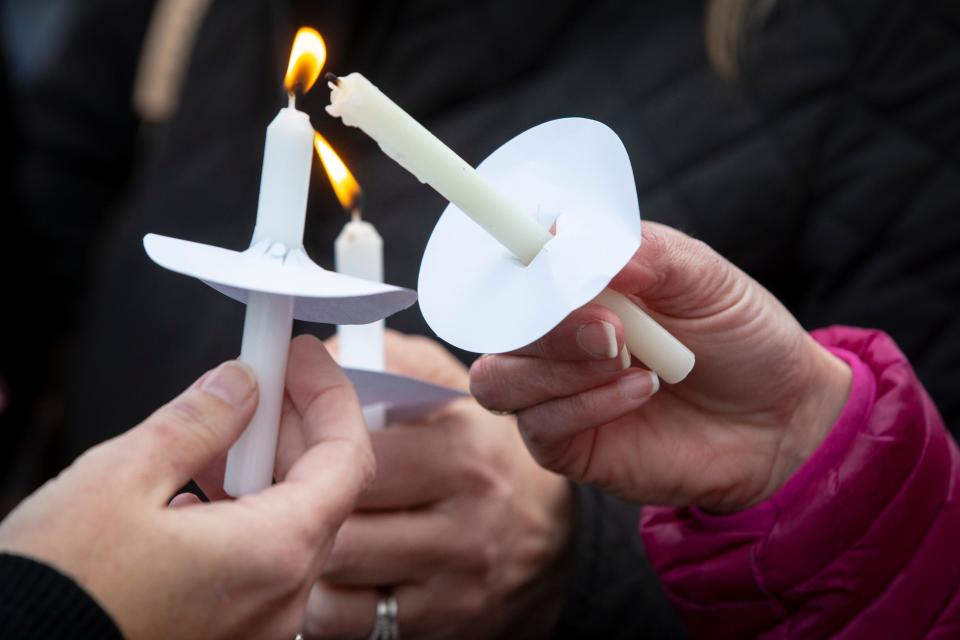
[351,207,361,222]
[287,91,296,108]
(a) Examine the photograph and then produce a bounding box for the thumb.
[609,222,746,318]
[129,360,259,500]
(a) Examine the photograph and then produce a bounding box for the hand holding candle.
[325,73,695,384]
[143,29,417,498]
[469,221,852,512]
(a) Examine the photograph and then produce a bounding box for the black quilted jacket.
[6,0,960,637]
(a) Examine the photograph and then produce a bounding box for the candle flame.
[284,28,326,94]
[315,132,362,211]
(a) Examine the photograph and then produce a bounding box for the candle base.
[224,291,294,497]
[593,289,694,385]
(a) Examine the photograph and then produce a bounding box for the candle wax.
[224,105,314,497]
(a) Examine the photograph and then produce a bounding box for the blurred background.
[1,0,958,521]
[1,0,74,512]
[2,0,73,85]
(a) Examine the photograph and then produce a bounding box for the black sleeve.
[552,485,686,639]
[0,554,123,639]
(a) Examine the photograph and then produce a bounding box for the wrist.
[763,336,853,503]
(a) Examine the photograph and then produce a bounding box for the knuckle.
[456,431,506,483]
[152,397,222,457]
[563,390,595,423]
[452,532,488,573]
[530,358,563,395]
[166,393,210,428]
[325,438,377,505]
[450,587,487,620]
[454,531,501,580]
[73,437,121,470]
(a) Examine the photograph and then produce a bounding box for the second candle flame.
[315,132,362,214]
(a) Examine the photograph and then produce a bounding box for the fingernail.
[577,321,618,359]
[593,346,632,373]
[201,361,257,407]
[619,370,660,400]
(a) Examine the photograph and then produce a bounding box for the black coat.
[7,0,960,637]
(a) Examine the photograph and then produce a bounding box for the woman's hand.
[0,335,374,640]
[470,222,851,513]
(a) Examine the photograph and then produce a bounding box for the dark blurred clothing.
[0,554,123,640]
[2,0,156,508]
[7,0,960,637]
[1,0,75,84]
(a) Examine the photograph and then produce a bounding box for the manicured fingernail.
[619,370,660,400]
[594,346,632,373]
[201,361,256,407]
[577,321,618,359]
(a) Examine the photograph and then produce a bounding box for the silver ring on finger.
[368,590,399,640]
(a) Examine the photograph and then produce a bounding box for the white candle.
[326,73,695,384]
[223,103,314,497]
[335,216,387,431]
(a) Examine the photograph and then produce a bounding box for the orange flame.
[284,28,326,94]
[315,132,361,211]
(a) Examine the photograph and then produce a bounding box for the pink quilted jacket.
[642,327,960,638]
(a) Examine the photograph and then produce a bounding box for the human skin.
[279,332,575,640]
[0,335,375,639]
[470,222,852,513]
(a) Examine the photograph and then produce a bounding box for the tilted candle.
[326,73,695,384]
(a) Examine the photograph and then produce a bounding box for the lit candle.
[325,73,695,384]
[223,28,326,497]
[315,133,388,431]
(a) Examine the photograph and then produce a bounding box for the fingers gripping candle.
[325,73,695,384]
[223,28,325,497]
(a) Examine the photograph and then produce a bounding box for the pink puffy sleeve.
[641,327,960,639]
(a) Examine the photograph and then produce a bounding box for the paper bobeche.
[418,118,642,354]
[344,368,467,423]
[144,234,417,324]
